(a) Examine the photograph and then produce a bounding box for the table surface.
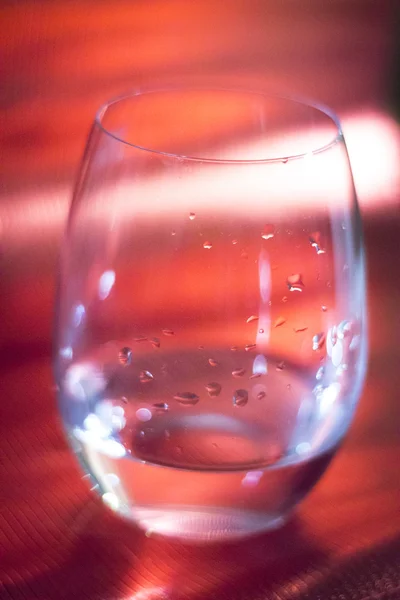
[1,2,400,599]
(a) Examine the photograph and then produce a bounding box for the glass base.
[132,506,289,542]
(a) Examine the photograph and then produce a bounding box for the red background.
[0,2,399,598]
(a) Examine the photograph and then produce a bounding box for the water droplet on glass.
[136,408,152,422]
[232,239,238,245]
[203,241,213,250]
[282,158,289,164]
[118,347,132,366]
[198,345,204,350]
[250,372,262,379]
[245,344,256,352]
[121,396,128,403]
[309,232,326,255]
[164,429,171,440]
[230,346,238,352]
[282,296,288,303]
[174,392,200,406]
[212,442,218,448]
[259,328,264,334]
[321,305,328,312]
[276,361,285,371]
[171,230,176,236]
[246,315,259,324]
[205,382,222,397]
[153,402,169,412]
[233,389,248,407]
[287,384,292,390]
[274,316,286,328]
[139,370,154,383]
[287,273,304,292]
[189,212,196,220]
[261,224,275,240]
[162,328,175,336]
[240,250,248,259]
[257,391,266,400]
[312,332,326,351]
[294,325,308,333]
[208,358,218,367]
[134,335,148,343]
[150,337,160,348]
[232,367,246,377]
[316,366,325,381]
[337,320,352,339]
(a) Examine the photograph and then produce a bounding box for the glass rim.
[95,86,344,164]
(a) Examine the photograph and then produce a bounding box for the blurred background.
[1,0,399,352]
[0,1,399,597]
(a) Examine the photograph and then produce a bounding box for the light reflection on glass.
[72,303,85,327]
[73,428,126,458]
[98,269,116,300]
[7,113,398,249]
[241,471,263,487]
[102,492,120,511]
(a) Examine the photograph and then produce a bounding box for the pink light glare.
[2,112,398,249]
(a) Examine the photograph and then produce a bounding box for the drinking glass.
[55,86,367,541]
